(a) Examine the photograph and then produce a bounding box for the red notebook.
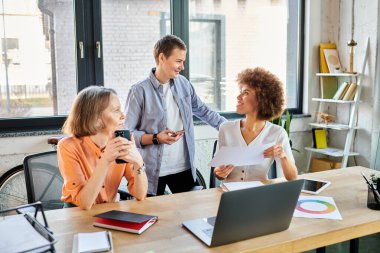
[93,210,157,234]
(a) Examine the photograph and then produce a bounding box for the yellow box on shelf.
[312,128,327,149]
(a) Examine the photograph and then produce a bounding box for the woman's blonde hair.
[63,86,117,137]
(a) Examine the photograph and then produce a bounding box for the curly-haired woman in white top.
[214,67,298,182]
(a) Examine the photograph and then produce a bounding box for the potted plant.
[370,174,380,189]
[268,110,299,179]
[271,110,299,153]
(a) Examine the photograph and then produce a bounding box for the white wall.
[335,0,377,168]
[0,135,51,176]
[372,2,380,169]
[304,0,379,170]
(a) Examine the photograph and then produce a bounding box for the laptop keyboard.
[206,217,216,226]
[202,228,214,238]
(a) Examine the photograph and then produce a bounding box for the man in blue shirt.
[125,35,226,196]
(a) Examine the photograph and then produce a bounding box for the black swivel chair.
[23,151,64,210]
[23,151,134,211]
[192,169,207,190]
[209,140,220,188]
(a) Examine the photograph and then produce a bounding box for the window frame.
[287,0,305,115]
[188,0,305,120]
[189,14,225,111]
[0,0,304,132]
[0,0,102,132]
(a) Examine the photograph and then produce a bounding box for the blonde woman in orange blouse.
[58,86,147,210]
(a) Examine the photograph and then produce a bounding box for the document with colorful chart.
[293,196,342,220]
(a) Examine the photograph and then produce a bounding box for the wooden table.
[44,166,380,252]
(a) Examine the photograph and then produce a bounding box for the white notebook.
[73,231,113,253]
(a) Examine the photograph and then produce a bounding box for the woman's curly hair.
[237,67,285,120]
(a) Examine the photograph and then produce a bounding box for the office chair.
[23,151,64,210]
[209,140,220,188]
[268,164,277,179]
[24,151,135,211]
[192,169,207,190]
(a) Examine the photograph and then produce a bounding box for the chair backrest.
[23,151,64,210]
[195,169,207,190]
[209,140,219,188]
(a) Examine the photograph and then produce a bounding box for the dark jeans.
[156,169,196,196]
[63,202,76,208]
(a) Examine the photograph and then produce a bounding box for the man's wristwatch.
[152,133,159,145]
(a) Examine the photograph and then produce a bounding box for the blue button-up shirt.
[124,68,226,195]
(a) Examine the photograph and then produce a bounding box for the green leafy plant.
[370,173,379,187]
[271,110,300,153]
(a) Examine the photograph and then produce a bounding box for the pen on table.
[360,172,380,202]
[106,231,112,250]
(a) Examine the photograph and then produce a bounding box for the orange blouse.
[57,136,135,207]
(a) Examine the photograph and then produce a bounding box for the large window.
[101,0,171,104]
[189,0,302,112]
[0,0,303,132]
[0,0,76,119]
[190,16,223,110]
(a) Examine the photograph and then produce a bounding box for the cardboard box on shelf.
[310,158,341,172]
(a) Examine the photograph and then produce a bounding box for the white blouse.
[217,120,294,181]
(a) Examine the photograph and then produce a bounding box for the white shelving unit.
[312,98,359,104]
[306,39,369,170]
[305,147,359,158]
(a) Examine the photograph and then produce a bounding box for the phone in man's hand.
[169,130,184,137]
[114,130,131,164]
[176,130,184,135]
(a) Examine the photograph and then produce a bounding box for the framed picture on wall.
[319,43,336,73]
[323,49,342,73]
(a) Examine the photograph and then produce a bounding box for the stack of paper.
[222,181,263,191]
[0,216,52,252]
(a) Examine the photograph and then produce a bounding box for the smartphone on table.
[114,130,131,164]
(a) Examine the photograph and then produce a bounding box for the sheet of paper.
[293,196,342,220]
[222,181,263,191]
[77,231,111,253]
[208,143,275,167]
[0,215,51,252]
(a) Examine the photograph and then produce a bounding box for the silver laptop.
[182,179,304,247]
